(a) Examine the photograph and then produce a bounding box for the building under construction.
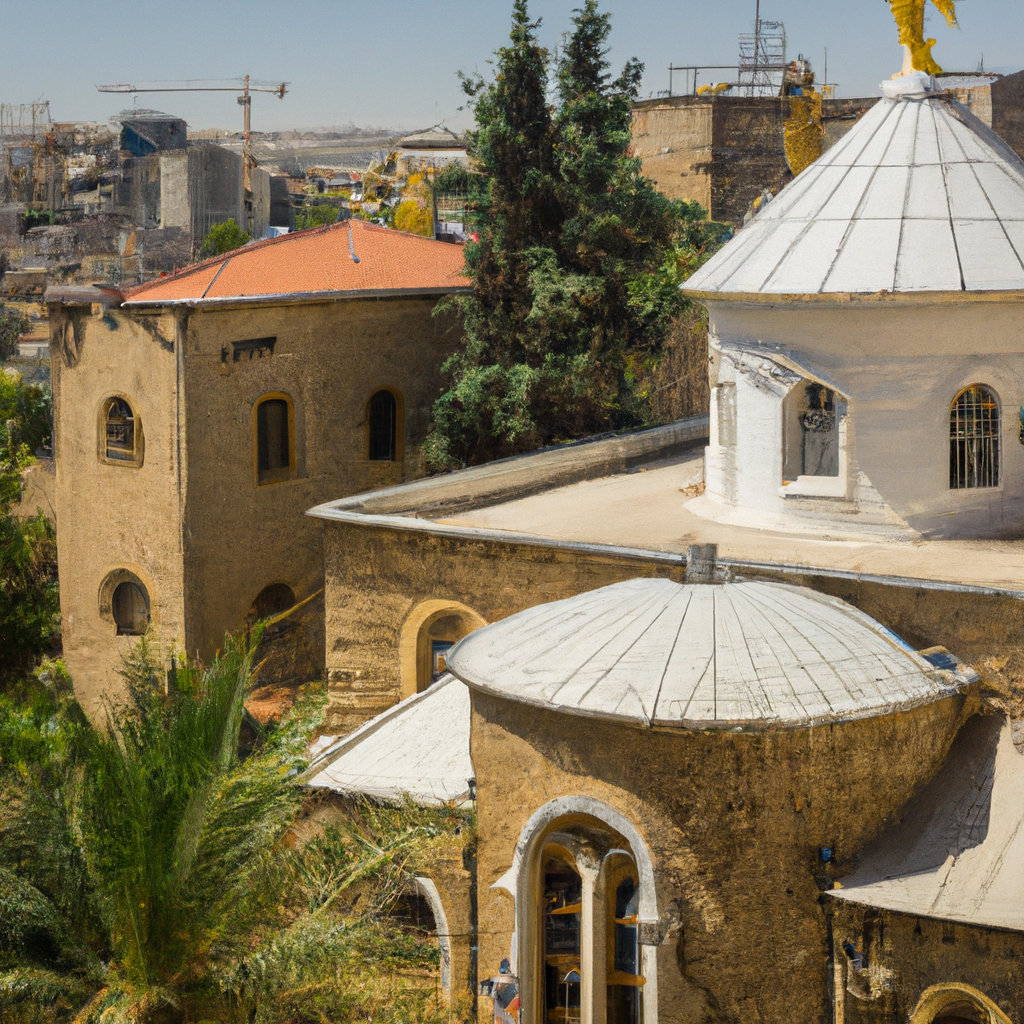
[632,56,1024,225]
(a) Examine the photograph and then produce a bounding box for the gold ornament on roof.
[886,0,960,76]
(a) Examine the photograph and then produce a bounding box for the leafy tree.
[394,199,433,236]
[0,304,30,362]
[294,204,339,231]
[424,0,725,471]
[0,371,51,454]
[0,374,58,688]
[198,218,251,260]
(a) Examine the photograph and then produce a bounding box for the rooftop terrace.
[309,415,1024,595]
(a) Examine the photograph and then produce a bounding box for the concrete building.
[683,71,1024,540]
[46,219,467,714]
[396,126,468,178]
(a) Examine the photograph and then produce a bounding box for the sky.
[2,1,1021,134]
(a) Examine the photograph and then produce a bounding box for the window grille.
[950,386,1000,489]
[105,398,135,462]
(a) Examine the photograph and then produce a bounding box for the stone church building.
[46,218,467,713]
[300,71,1024,1024]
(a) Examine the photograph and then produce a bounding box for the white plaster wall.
[705,299,1024,538]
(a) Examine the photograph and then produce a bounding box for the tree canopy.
[424,0,727,471]
[0,304,30,362]
[198,218,251,260]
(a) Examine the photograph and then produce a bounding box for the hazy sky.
[2,1,1019,134]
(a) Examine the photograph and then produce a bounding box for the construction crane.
[96,77,287,228]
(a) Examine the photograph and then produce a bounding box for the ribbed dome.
[446,578,967,730]
[683,73,1024,298]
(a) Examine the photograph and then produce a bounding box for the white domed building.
[683,72,1024,539]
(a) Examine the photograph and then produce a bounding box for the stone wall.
[470,689,968,1024]
[992,69,1024,162]
[321,522,683,734]
[53,293,460,709]
[49,304,186,716]
[629,95,877,225]
[831,903,1024,1023]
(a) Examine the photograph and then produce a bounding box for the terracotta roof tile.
[123,219,468,304]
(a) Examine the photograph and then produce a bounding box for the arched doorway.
[399,600,486,697]
[909,983,1012,1024]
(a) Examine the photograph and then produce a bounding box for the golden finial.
[886,0,959,76]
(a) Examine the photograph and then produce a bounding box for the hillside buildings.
[40,54,1024,1024]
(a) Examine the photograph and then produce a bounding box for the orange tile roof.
[123,219,468,304]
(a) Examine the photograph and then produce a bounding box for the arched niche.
[98,566,157,637]
[399,599,486,698]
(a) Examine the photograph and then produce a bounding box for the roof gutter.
[683,287,1024,307]
[121,285,472,310]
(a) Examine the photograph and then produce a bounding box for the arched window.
[103,397,141,465]
[950,385,1000,489]
[112,580,150,636]
[247,583,296,624]
[909,983,1013,1024]
[255,394,294,484]
[534,831,644,1024]
[368,389,399,462]
[399,601,487,697]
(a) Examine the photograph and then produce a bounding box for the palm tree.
[0,629,313,1023]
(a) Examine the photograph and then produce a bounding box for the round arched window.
[950,385,1000,489]
[104,397,140,465]
[247,583,296,624]
[112,581,150,636]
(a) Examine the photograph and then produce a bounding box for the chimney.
[687,543,718,583]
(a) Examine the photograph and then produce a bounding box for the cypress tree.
[426,0,723,470]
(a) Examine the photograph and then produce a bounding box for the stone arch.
[399,599,486,698]
[413,876,452,995]
[98,565,157,637]
[909,983,1013,1024]
[494,795,659,1024]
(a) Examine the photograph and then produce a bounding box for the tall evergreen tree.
[426,0,719,470]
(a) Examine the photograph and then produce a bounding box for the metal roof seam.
[754,100,900,294]
[892,100,922,293]
[200,255,232,299]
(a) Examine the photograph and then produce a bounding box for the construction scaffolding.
[0,102,58,205]
[738,3,787,97]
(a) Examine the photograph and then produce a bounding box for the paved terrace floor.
[440,452,1024,591]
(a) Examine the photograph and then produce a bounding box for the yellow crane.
[887,0,960,76]
[96,77,287,221]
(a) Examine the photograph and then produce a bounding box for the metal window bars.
[105,398,135,462]
[950,385,1000,489]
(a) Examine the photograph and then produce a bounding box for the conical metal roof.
[445,578,967,730]
[683,73,1024,298]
